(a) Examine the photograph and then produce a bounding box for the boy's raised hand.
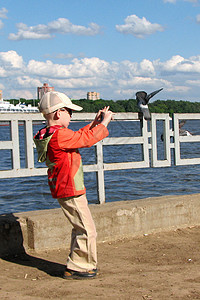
[90,106,114,128]
[100,106,114,127]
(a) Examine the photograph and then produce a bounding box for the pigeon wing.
[146,88,163,103]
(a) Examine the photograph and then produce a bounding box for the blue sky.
[0,0,200,101]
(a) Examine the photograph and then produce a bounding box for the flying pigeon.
[179,120,192,136]
[136,88,163,120]
[161,120,192,141]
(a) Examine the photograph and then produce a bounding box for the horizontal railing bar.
[73,112,140,121]
[1,162,150,178]
[174,113,200,119]
[103,136,144,145]
[83,164,98,172]
[0,112,140,121]
[0,113,44,121]
[103,161,149,171]
[0,159,151,178]
[175,158,200,166]
[0,141,13,149]
[179,135,200,142]
[0,167,47,178]
[151,113,172,120]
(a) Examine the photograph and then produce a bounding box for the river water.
[0,119,200,214]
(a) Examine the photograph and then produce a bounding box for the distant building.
[0,90,2,100]
[87,92,100,101]
[37,83,54,100]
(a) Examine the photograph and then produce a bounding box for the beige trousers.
[57,194,97,272]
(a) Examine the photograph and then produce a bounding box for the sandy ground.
[1,226,200,300]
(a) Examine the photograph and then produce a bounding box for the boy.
[34,91,113,279]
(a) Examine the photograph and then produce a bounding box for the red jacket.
[34,124,109,198]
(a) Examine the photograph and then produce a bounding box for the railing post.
[151,113,172,167]
[95,141,105,204]
[172,113,200,166]
[10,119,20,170]
[24,120,34,168]
[139,116,150,167]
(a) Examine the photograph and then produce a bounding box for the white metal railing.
[0,112,200,203]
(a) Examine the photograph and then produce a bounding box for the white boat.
[17,103,39,113]
[0,99,39,113]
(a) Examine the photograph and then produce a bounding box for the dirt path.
[1,226,200,300]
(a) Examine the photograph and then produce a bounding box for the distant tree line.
[6,98,200,115]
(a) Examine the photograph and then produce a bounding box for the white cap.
[38,91,83,114]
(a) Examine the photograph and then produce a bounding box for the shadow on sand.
[0,213,65,277]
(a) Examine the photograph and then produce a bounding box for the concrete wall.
[1,193,200,257]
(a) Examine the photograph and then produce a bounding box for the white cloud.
[116,15,164,38]
[44,53,85,60]
[1,50,200,101]
[54,53,75,59]
[155,55,200,73]
[0,50,24,69]
[0,66,7,77]
[163,0,176,3]
[0,7,8,19]
[48,18,100,35]
[118,76,169,89]
[9,89,34,99]
[0,19,3,29]
[0,7,8,30]
[16,76,42,88]
[196,14,200,23]
[8,18,101,40]
[163,0,199,3]
[27,60,73,78]
[166,86,190,94]
[0,82,5,90]
[27,57,110,79]
[51,78,98,89]
[187,79,200,85]
[8,23,52,40]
